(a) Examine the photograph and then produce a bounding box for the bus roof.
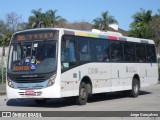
[62,28,155,44]
[13,28,155,44]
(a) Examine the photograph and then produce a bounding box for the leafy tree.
[149,11,160,54]
[0,20,7,35]
[129,8,153,39]
[0,12,22,46]
[0,12,22,38]
[5,12,22,33]
[92,11,118,30]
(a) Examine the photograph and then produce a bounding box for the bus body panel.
[139,63,158,87]
[61,67,80,97]
[60,62,158,97]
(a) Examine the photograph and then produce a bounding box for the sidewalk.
[0,84,6,95]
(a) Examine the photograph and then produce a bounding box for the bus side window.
[110,41,123,62]
[78,37,96,62]
[61,36,76,70]
[136,44,146,62]
[146,45,156,63]
[79,38,90,61]
[124,42,135,62]
[95,40,109,62]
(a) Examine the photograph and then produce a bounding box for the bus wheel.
[130,78,140,97]
[34,99,47,105]
[76,82,88,105]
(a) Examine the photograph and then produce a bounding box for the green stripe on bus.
[87,33,99,38]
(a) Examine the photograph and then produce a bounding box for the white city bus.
[7,28,158,105]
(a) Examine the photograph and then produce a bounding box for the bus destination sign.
[13,31,55,41]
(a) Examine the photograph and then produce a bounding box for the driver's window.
[12,44,21,65]
[61,36,77,70]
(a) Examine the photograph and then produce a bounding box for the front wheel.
[129,78,140,97]
[76,82,88,105]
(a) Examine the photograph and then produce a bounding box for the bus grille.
[14,77,46,83]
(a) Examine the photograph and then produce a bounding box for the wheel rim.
[80,88,87,99]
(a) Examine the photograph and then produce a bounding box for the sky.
[0,0,160,30]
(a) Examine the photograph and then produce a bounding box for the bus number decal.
[88,68,98,74]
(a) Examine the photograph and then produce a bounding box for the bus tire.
[129,78,140,97]
[34,99,47,105]
[76,82,88,105]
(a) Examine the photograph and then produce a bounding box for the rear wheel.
[76,82,88,105]
[129,78,140,97]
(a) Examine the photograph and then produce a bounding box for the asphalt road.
[0,83,160,120]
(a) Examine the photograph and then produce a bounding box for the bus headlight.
[7,77,14,88]
[47,74,56,87]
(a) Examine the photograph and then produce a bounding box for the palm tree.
[92,18,101,29]
[29,9,66,28]
[92,11,118,30]
[28,9,46,28]
[129,8,153,38]
[46,10,62,27]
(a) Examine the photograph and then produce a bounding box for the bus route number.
[88,68,98,74]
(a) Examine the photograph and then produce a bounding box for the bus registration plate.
[25,90,35,95]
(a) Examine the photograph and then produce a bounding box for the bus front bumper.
[6,84,61,99]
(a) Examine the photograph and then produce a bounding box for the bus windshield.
[8,40,57,74]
